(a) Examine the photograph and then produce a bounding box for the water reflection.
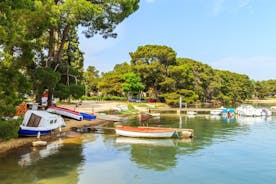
[236,116,272,124]
[2,115,269,183]
[108,114,248,171]
[116,137,176,147]
[18,140,63,167]
[0,137,85,184]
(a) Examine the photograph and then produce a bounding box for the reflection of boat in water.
[115,126,176,138]
[236,116,272,124]
[187,111,197,115]
[210,106,225,115]
[18,141,63,167]
[139,113,160,121]
[210,115,222,120]
[115,137,175,147]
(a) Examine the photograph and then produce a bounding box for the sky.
[78,0,276,81]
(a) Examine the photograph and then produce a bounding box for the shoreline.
[1,99,275,155]
[0,118,107,156]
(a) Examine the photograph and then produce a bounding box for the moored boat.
[236,105,271,117]
[210,109,222,115]
[47,106,83,120]
[115,126,176,138]
[187,111,197,115]
[139,113,152,121]
[18,110,65,136]
[80,112,96,120]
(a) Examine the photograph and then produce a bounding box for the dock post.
[178,95,182,115]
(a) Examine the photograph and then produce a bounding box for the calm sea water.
[1,115,276,184]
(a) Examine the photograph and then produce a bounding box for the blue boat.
[222,108,235,114]
[80,112,96,120]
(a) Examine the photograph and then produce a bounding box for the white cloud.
[210,56,276,80]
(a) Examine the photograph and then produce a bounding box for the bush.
[0,119,22,140]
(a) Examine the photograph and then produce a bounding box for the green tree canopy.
[122,72,144,96]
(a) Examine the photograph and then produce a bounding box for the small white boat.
[271,106,276,110]
[115,126,176,138]
[149,113,160,117]
[47,106,83,121]
[187,111,197,115]
[210,109,222,115]
[236,105,271,117]
[18,110,65,136]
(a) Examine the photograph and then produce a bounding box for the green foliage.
[102,96,127,101]
[33,67,61,89]
[70,84,85,99]
[84,66,99,94]
[97,65,129,96]
[0,0,140,108]
[122,72,144,95]
[0,119,22,140]
[130,45,177,97]
[54,83,71,100]
[0,66,31,116]
[130,45,176,67]
[97,72,122,96]
[159,92,179,106]
[255,80,276,98]
[81,96,102,101]
[178,89,199,104]
[214,70,254,105]
[160,89,198,106]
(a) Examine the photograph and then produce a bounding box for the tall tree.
[122,72,144,99]
[130,45,177,97]
[45,0,140,106]
[84,66,100,95]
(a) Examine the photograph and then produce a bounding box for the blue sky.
[78,0,276,81]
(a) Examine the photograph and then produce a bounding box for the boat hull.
[47,106,83,121]
[80,112,96,120]
[210,110,222,115]
[18,127,52,136]
[115,126,175,138]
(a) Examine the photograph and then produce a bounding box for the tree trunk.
[54,25,69,63]
[47,29,54,67]
[47,89,53,107]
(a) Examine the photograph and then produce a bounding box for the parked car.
[128,98,141,103]
[146,98,157,103]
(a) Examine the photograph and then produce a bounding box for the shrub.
[0,119,22,140]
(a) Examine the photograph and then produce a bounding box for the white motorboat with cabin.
[18,110,65,136]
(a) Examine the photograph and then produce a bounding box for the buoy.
[32,140,47,147]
